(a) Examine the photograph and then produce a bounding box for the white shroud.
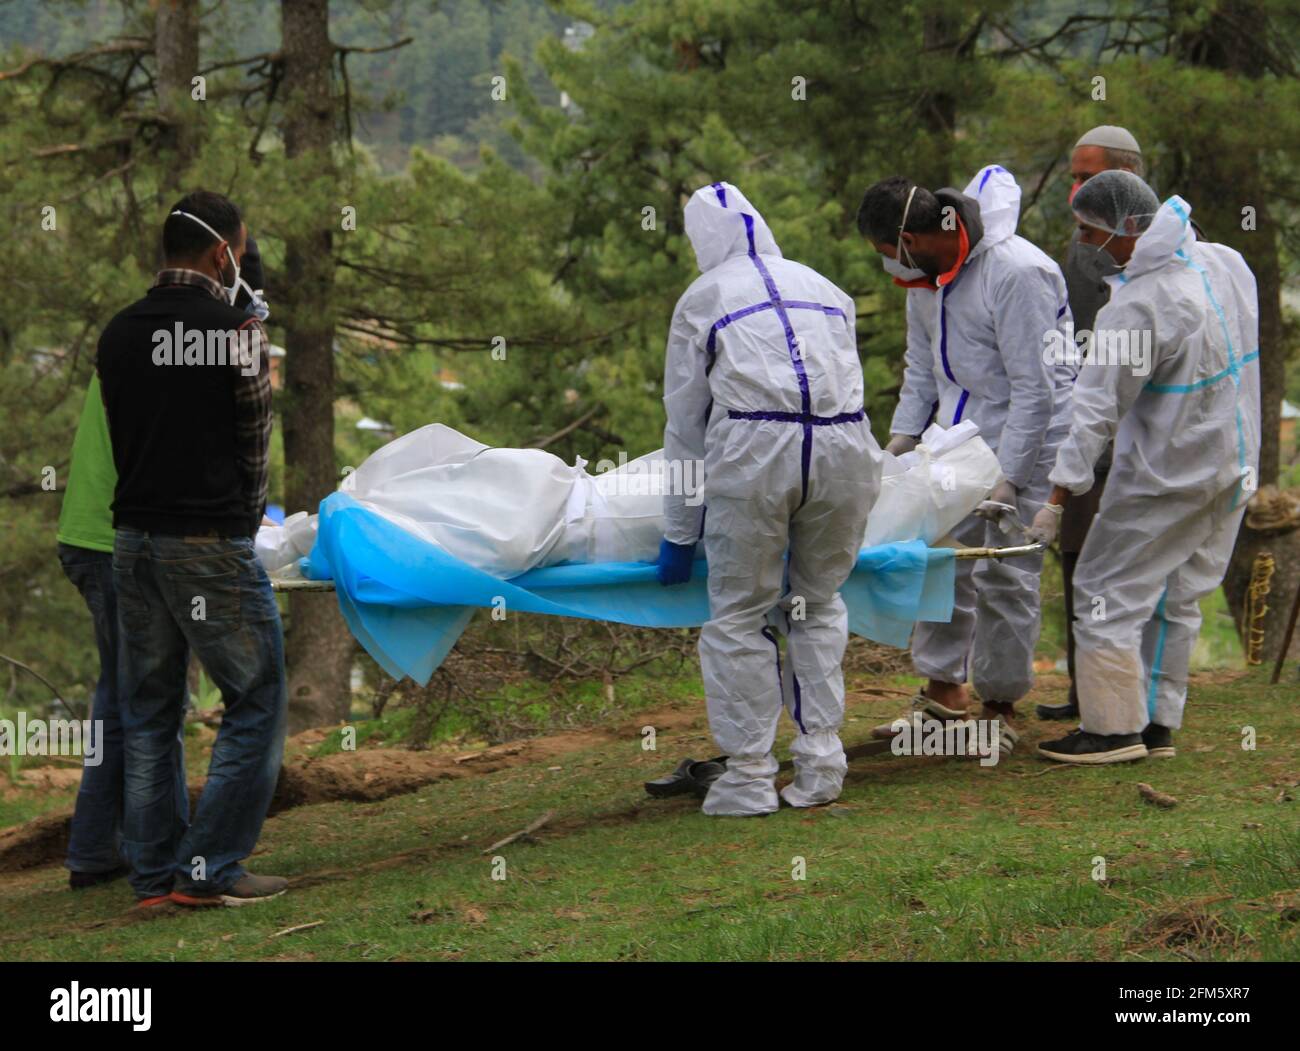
[256,421,1002,578]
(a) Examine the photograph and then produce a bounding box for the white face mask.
[882,184,929,281]
[882,254,929,281]
[171,210,240,305]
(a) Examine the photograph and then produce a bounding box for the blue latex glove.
[656,539,697,586]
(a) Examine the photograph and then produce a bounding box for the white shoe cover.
[701,754,779,816]
[779,730,847,808]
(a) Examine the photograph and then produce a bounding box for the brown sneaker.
[871,690,968,740]
[172,874,289,908]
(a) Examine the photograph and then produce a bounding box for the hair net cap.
[1074,125,1142,154]
[1072,169,1160,237]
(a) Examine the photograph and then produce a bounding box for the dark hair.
[163,190,242,262]
[856,176,944,242]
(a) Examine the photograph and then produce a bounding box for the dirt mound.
[270,749,468,812]
[12,767,84,792]
[0,812,75,873]
[0,703,709,873]
[269,708,705,810]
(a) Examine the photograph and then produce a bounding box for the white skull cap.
[1074,125,1142,154]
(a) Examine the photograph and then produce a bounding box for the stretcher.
[270,536,1044,687]
[259,422,1041,683]
[269,540,1045,591]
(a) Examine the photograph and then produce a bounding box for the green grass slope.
[0,670,1296,962]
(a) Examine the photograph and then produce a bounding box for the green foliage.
[512,0,1024,445]
[0,4,600,702]
[193,670,221,711]
[2,0,1297,711]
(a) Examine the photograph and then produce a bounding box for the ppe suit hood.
[959,164,1020,257]
[930,188,984,261]
[684,182,783,273]
[1107,195,1195,288]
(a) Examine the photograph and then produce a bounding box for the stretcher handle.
[951,542,1045,560]
[270,578,336,592]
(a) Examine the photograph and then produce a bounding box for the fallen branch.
[269,920,324,939]
[454,744,524,765]
[482,810,555,855]
[1012,762,1084,779]
[1137,782,1178,809]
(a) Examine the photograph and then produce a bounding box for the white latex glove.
[1026,503,1064,546]
[987,479,1018,507]
[885,434,918,456]
[974,479,1023,534]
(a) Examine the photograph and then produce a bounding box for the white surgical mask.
[883,254,928,282]
[171,209,241,305]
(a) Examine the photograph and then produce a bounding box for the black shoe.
[1036,699,1080,721]
[645,756,728,798]
[687,756,727,796]
[69,865,130,890]
[1038,729,1147,765]
[1141,723,1176,758]
[171,873,289,908]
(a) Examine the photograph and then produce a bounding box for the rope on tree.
[1244,551,1275,666]
[1246,486,1300,532]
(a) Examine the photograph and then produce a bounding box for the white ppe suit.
[663,182,882,815]
[890,165,1075,702]
[1050,196,1260,735]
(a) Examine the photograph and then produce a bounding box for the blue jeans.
[57,544,189,874]
[113,530,287,898]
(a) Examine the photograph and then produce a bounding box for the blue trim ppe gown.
[1050,195,1260,735]
[891,165,1076,705]
[662,181,882,816]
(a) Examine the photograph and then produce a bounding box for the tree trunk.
[153,0,200,188]
[917,12,959,190]
[1173,1,1288,657]
[154,1,208,703]
[279,0,354,733]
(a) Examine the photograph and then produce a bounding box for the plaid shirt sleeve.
[232,316,273,534]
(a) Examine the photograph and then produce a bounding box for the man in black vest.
[98,190,288,907]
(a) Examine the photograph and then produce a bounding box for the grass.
[0,665,1296,962]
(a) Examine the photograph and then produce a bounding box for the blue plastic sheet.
[302,492,956,685]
